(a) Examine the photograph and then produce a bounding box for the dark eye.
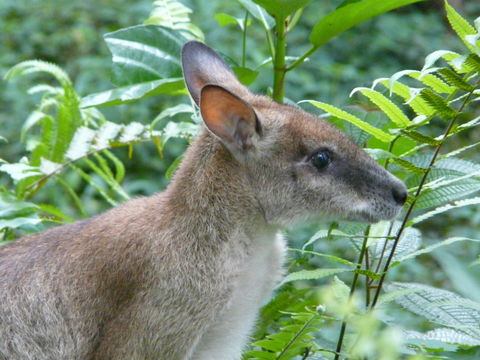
[310,150,330,170]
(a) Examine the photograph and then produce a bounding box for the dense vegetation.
[1,0,480,359]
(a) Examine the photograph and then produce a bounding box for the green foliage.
[2,0,480,359]
[82,25,188,108]
[144,0,204,40]
[247,308,324,360]
[309,0,423,47]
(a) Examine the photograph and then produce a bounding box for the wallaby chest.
[190,231,286,360]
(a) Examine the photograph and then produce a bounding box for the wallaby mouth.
[355,175,408,223]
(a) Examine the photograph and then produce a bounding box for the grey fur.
[0,41,406,360]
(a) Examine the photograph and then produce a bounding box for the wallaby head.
[181,41,407,227]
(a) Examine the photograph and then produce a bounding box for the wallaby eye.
[310,150,330,170]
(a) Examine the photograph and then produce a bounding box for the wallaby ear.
[182,41,246,105]
[200,85,260,151]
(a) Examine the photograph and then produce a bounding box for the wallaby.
[0,41,407,360]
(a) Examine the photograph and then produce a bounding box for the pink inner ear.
[200,86,256,149]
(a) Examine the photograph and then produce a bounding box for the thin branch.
[365,248,371,307]
[334,227,370,360]
[275,313,319,360]
[24,137,156,196]
[285,46,317,72]
[370,76,480,309]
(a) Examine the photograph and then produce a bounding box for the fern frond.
[410,196,480,224]
[386,282,480,338]
[405,327,480,346]
[144,0,204,40]
[419,88,458,119]
[393,237,480,265]
[4,60,72,88]
[304,101,394,142]
[445,0,477,52]
[374,78,435,116]
[247,308,323,360]
[415,180,480,209]
[437,68,475,91]
[350,87,410,127]
[408,71,455,95]
[400,129,441,146]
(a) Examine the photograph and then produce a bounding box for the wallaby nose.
[392,185,407,205]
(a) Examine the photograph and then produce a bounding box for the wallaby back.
[0,41,407,360]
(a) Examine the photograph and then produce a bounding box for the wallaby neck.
[162,129,271,244]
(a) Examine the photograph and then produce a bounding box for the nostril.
[392,186,407,205]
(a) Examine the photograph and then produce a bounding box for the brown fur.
[0,41,406,360]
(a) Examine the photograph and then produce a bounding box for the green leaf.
[351,88,410,127]
[437,68,475,92]
[237,0,275,29]
[405,328,480,346]
[377,288,421,306]
[20,111,49,142]
[80,78,185,108]
[441,141,480,159]
[309,0,422,47]
[419,88,458,119]
[70,164,117,206]
[445,0,477,52]
[65,127,96,161]
[161,121,200,145]
[289,248,356,267]
[372,223,422,261]
[410,197,480,225]
[0,216,42,231]
[305,101,394,142]
[0,163,41,182]
[231,66,259,86]
[150,103,194,130]
[279,268,351,286]
[355,269,382,280]
[248,309,321,360]
[252,0,312,20]
[374,78,435,117]
[104,150,126,184]
[415,180,480,210]
[166,155,183,180]
[144,0,204,40]
[386,282,480,337]
[37,203,73,223]
[215,13,250,29]
[104,25,186,87]
[401,129,442,146]
[408,71,454,95]
[4,60,71,88]
[422,50,461,71]
[394,237,480,265]
[0,200,39,219]
[391,158,427,174]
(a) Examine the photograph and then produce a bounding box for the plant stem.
[276,313,318,360]
[286,46,317,72]
[334,227,370,360]
[364,249,371,307]
[242,12,248,68]
[272,18,286,103]
[369,78,479,308]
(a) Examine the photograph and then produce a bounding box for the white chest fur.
[191,232,287,360]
